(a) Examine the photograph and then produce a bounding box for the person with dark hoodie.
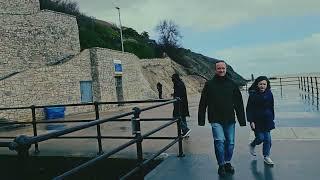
[247,76,275,165]
[172,73,191,137]
[156,82,163,99]
[198,60,246,176]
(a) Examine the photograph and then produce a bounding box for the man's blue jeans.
[211,122,235,166]
[250,131,272,157]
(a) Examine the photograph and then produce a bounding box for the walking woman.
[246,76,275,165]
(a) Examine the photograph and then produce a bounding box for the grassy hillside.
[39,0,246,85]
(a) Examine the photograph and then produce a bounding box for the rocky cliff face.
[175,49,247,86]
[140,58,206,99]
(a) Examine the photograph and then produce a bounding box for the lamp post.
[115,7,124,52]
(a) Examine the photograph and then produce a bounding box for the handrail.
[0,98,183,179]
[53,118,179,179]
[0,99,171,111]
[0,118,175,125]
[53,138,138,180]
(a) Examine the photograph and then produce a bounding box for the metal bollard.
[131,107,144,179]
[31,105,39,154]
[94,102,103,155]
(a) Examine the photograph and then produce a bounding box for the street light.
[115,7,124,53]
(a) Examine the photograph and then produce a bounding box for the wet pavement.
[1,85,320,179]
[146,86,320,180]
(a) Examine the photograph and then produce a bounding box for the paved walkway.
[1,86,320,179]
[146,86,320,180]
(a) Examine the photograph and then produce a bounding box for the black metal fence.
[0,98,185,179]
[244,76,320,109]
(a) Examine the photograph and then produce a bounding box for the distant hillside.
[39,0,246,85]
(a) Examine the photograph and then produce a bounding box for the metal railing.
[0,98,185,179]
[244,76,320,109]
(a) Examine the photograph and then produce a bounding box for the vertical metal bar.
[307,77,310,92]
[176,98,184,157]
[311,77,314,95]
[132,107,144,179]
[31,105,39,153]
[14,135,31,178]
[279,78,283,98]
[94,102,103,155]
[298,77,300,89]
[315,77,319,97]
[303,77,306,92]
[316,77,319,110]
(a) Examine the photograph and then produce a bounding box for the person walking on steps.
[246,76,275,166]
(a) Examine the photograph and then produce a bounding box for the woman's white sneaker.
[264,156,274,165]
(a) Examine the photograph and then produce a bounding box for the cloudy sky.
[72,0,320,78]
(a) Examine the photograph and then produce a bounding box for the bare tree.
[156,20,182,49]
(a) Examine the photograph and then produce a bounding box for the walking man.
[172,73,191,137]
[198,60,246,176]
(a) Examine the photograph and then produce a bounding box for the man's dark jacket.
[173,80,190,117]
[198,76,246,126]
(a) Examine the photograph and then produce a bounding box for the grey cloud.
[214,33,320,78]
[72,0,320,33]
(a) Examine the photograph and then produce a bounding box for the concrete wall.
[0,48,161,121]
[0,50,92,121]
[93,48,157,104]
[0,10,80,79]
[0,0,159,122]
[0,0,40,14]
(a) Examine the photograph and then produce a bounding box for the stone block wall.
[0,48,162,122]
[0,50,92,121]
[0,10,80,79]
[0,0,40,14]
[93,48,157,104]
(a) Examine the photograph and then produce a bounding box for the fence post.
[316,77,319,99]
[303,77,306,91]
[94,102,103,155]
[307,77,310,92]
[31,105,39,154]
[298,77,300,89]
[311,77,314,95]
[11,135,32,177]
[279,78,283,97]
[175,98,184,157]
[131,107,144,179]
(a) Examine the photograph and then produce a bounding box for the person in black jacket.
[247,76,275,165]
[156,82,163,99]
[172,73,191,137]
[198,60,246,176]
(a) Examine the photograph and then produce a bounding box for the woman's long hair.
[248,76,271,92]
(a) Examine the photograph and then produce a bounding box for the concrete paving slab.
[292,127,320,139]
[249,127,320,140]
[249,128,297,140]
